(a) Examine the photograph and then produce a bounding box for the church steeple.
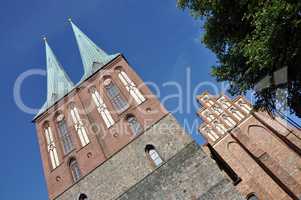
[44,38,74,104]
[34,38,74,119]
[69,19,119,81]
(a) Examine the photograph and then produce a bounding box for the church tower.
[197,92,301,200]
[33,21,243,200]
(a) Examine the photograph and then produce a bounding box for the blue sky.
[1,0,299,199]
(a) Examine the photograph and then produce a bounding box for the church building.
[32,21,243,200]
[197,92,301,200]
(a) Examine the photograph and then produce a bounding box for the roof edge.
[32,53,122,123]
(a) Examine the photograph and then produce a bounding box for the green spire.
[69,19,119,80]
[34,38,75,119]
[45,38,74,103]
[33,21,120,121]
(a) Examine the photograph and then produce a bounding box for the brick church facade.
[32,21,243,200]
[197,92,301,200]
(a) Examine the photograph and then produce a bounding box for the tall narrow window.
[70,104,90,146]
[222,114,237,128]
[70,158,81,182]
[202,95,214,106]
[57,114,74,154]
[218,96,231,109]
[236,99,252,114]
[213,120,227,134]
[203,110,215,122]
[127,115,143,135]
[105,79,128,112]
[211,104,223,115]
[44,123,60,169]
[90,87,115,128]
[229,106,244,121]
[117,69,146,105]
[145,145,163,167]
[202,126,219,142]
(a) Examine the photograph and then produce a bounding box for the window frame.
[69,158,82,182]
[43,122,60,170]
[104,79,128,113]
[56,114,74,155]
[127,115,143,136]
[90,87,115,128]
[145,145,164,167]
[116,68,146,105]
[69,103,90,147]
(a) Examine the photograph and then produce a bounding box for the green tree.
[178,0,301,117]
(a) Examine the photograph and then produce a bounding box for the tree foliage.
[178,0,301,117]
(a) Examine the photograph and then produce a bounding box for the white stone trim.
[118,71,145,105]
[45,127,60,169]
[70,106,90,146]
[91,89,115,128]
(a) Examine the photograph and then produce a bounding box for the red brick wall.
[198,92,301,200]
[35,55,168,200]
[210,115,301,199]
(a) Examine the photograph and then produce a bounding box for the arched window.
[44,122,60,169]
[56,114,74,154]
[203,110,215,122]
[145,145,163,167]
[213,120,227,134]
[79,193,88,200]
[212,104,223,115]
[221,114,237,128]
[104,79,128,112]
[218,96,231,109]
[236,99,252,113]
[69,104,90,146]
[229,106,244,121]
[202,95,214,106]
[90,87,115,128]
[116,68,146,105]
[127,115,143,135]
[70,158,81,182]
[247,193,259,200]
[202,125,219,142]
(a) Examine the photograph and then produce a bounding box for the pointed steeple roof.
[45,38,74,102]
[34,38,75,119]
[69,19,119,80]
